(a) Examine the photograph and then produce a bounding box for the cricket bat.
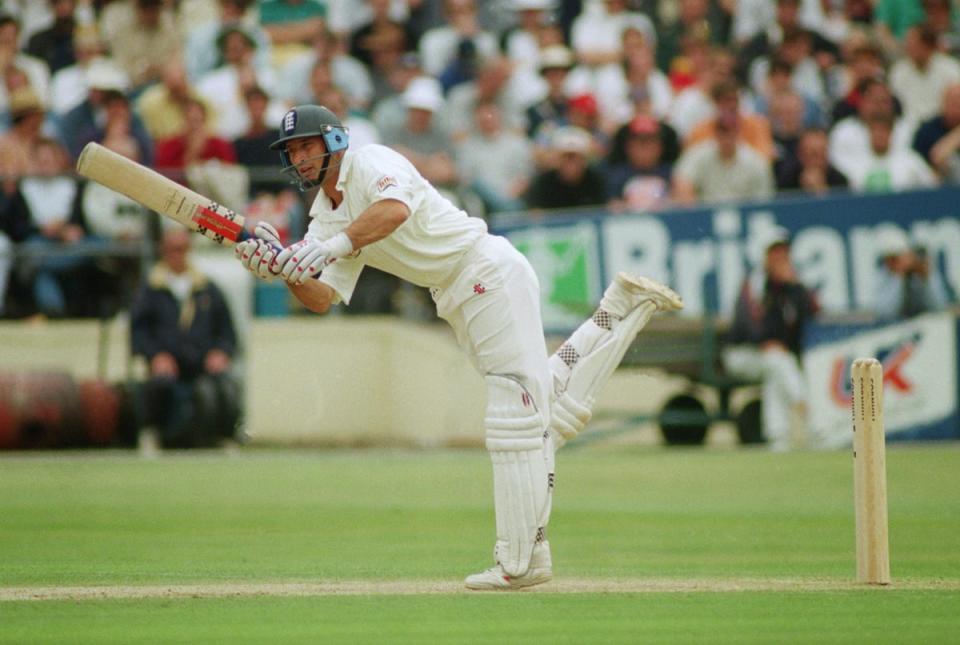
[76,142,252,245]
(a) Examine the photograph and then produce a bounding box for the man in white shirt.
[890,24,960,127]
[845,113,939,192]
[234,104,684,590]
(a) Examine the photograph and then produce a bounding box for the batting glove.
[235,222,283,280]
[275,231,353,285]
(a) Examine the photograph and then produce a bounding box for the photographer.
[874,232,949,321]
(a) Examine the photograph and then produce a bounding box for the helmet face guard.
[271,105,350,191]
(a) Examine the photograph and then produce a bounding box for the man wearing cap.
[873,230,949,321]
[603,115,673,211]
[525,125,607,210]
[234,104,683,589]
[525,44,576,139]
[724,233,819,451]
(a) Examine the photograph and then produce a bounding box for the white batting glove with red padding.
[235,222,283,280]
[275,231,353,285]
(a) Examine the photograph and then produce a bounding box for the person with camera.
[874,231,949,321]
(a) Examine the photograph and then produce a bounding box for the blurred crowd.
[1,0,960,320]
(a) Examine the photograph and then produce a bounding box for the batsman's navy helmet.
[271,105,349,190]
[270,105,349,156]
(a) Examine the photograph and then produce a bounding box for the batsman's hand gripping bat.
[76,142,253,246]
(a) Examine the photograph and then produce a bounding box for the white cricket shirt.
[307,144,488,304]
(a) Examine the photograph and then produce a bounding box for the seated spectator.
[524,125,607,211]
[47,24,105,118]
[370,52,423,134]
[828,78,913,178]
[723,233,819,451]
[582,26,672,130]
[0,88,47,179]
[669,45,739,139]
[501,0,561,110]
[525,44,575,141]
[829,41,885,124]
[155,98,247,211]
[776,127,849,194]
[845,113,938,192]
[446,56,525,142]
[317,85,380,151]
[872,0,926,57]
[769,90,808,175]
[25,0,77,75]
[98,0,183,92]
[655,0,730,73]
[890,24,960,127]
[455,100,533,216]
[748,28,829,110]
[606,91,681,165]
[0,160,34,317]
[348,0,415,69]
[0,13,51,118]
[183,0,269,84]
[686,78,775,159]
[673,111,776,204]
[603,114,673,212]
[571,0,656,82]
[258,0,327,67]
[130,227,241,448]
[754,57,825,128]
[195,25,282,141]
[418,0,498,92]
[233,86,288,196]
[914,83,960,182]
[379,76,459,193]
[280,27,373,111]
[135,59,207,142]
[873,229,949,320]
[59,58,154,164]
[18,138,97,318]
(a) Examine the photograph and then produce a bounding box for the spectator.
[348,0,415,69]
[723,233,819,451]
[828,78,913,178]
[258,0,327,67]
[25,0,77,75]
[370,51,422,132]
[525,44,575,140]
[155,98,237,172]
[456,100,534,215]
[685,79,775,160]
[130,227,241,448]
[603,114,673,212]
[873,0,926,56]
[196,25,282,141]
[233,85,289,195]
[829,41,885,124]
[524,125,606,211]
[845,113,938,192]
[446,56,524,142]
[379,75,459,193]
[873,228,949,320]
[669,45,738,138]
[776,127,849,194]
[135,59,206,142]
[914,83,960,182]
[501,0,560,110]
[418,0,498,92]
[570,0,656,78]
[755,58,824,129]
[183,0,269,84]
[46,24,104,117]
[18,138,94,318]
[769,90,807,173]
[0,158,33,316]
[99,0,182,92]
[0,88,46,179]
[317,85,380,150]
[733,0,825,45]
[735,0,837,85]
[673,111,776,204]
[606,89,681,165]
[0,13,50,117]
[280,27,373,111]
[748,28,831,111]
[655,0,730,73]
[889,24,960,127]
[59,58,154,164]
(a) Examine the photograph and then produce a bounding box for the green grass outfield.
[1,445,958,643]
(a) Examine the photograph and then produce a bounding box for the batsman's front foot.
[465,542,553,591]
[600,272,684,318]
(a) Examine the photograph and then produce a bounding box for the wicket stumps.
[851,358,891,585]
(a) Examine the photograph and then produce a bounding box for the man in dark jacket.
[130,228,240,447]
[722,233,819,450]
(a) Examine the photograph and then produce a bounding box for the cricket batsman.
[235,105,683,590]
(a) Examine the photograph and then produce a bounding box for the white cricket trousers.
[432,235,552,425]
[722,344,806,450]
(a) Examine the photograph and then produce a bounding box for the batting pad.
[484,375,551,577]
[548,301,658,448]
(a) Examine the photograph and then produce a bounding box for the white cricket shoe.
[465,541,553,591]
[600,272,684,319]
